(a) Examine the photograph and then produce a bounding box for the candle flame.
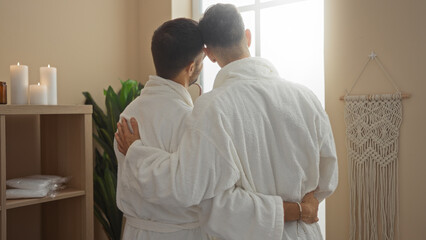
[38,83,40,86]
[48,64,50,68]
[17,62,20,66]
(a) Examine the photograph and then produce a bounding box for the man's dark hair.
[199,4,245,48]
[151,18,203,80]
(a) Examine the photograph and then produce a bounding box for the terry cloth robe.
[115,75,284,240]
[122,58,338,240]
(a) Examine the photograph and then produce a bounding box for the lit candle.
[10,62,29,104]
[29,83,47,105]
[40,64,57,105]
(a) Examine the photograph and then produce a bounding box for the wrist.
[283,202,301,222]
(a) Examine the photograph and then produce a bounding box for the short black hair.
[151,18,203,80]
[199,4,245,48]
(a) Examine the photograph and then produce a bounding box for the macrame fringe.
[345,93,402,240]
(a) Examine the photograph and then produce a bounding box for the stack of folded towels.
[6,175,69,199]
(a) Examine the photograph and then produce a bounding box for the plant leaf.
[94,205,114,240]
[83,80,143,240]
[83,91,108,129]
[105,86,121,135]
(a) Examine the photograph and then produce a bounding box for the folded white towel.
[6,188,49,199]
[6,175,68,191]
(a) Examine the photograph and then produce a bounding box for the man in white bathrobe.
[195,5,338,239]
[115,18,319,240]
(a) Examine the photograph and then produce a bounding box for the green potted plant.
[83,79,144,240]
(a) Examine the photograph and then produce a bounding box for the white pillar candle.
[10,62,29,104]
[29,83,47,105]
[40,64,57,105]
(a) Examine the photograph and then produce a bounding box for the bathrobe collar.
[213,57,281,89]
[146,75,193,107]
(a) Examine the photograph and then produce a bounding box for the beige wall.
[325,0,426,239]
[138,0,171,84]
[0,0,141,107]
[172,0,192,19]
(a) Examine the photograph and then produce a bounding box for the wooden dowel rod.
[339,93,411,101]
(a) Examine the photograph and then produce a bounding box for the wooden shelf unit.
[0,105,93,240]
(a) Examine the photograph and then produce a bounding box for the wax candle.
[10,62,29,104]
[29,83,47,105]
[40,64,57,105]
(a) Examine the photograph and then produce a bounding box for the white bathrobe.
[116,75,284,240]
[122,58,338,239]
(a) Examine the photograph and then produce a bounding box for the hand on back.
[300,191,319,224]
[115,117,141,155]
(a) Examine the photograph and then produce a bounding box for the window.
[193,0,324,106]
[194,0,326,237]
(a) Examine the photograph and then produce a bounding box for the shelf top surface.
[0,105,93,115]
[5,188,85,209]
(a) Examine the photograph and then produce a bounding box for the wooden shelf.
[6,188,85,210]
[0,105,92,115]
[0,105,93,240]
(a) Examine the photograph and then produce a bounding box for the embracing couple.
[114,3,338,240]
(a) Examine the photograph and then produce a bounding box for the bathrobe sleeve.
[122,126,240,207]
[121,102,285,239]
[315,112,339,202]
[123,135,285,240]
[199,187,284,240]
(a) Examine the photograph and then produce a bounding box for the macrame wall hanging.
[341,52,411,240]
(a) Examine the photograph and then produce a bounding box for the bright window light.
[197,0,324,106]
